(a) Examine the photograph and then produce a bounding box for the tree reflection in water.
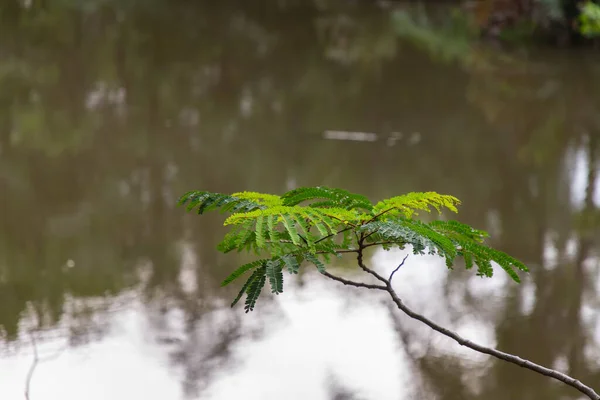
[0,1,599,399]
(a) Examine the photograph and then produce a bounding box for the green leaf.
[282,254,300,274]
[267,215,278,242]
[178,191,265,215]
[372,192,460,219]
[255,215,266,248]
[282,186,373,211]
[305,253,326,273]
[231,272,257,308]
[180,187,529,311]
[266,260,284,294]
[281,213,301,245]
[221,259,267,287]
[244,266,267,312]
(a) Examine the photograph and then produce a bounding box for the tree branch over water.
[179,187,600,398]
[323,248,600,400]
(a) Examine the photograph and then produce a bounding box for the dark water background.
[1,1,600,399]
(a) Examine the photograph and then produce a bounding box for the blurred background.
[1,1,600,399]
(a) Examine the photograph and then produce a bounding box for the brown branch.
[389,254,409,283]
[325,249,358,254]
[362,241,397,249]
[364,207,396,224]
[321,248,600,400]
[384,284,600,400]
[356,237,388,284]
[320,271,387,291]
[315,226,353,244]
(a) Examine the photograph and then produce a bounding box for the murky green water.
[1,2,600,400]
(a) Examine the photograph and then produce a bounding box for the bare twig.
[364,207,396,224]
[357,237,387,284]
[322,248,600,400]
[315,227,353,244]
[389,254,409,283]
[320,249,358,255]
[320,271,387,291]
[362,241,397,249]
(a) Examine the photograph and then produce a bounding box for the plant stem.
[322,245,600,400]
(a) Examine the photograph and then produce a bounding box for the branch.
[362,241,398,249]
[315,226,353,244]
[389,254,409,283]
[384,283,600,400]
[326,249,358,254]
[357,236,388,284]
[320,271,387,291]
[364,207,396,224]
[323,247,600,400]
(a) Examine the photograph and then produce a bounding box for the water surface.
[1,2,600,399]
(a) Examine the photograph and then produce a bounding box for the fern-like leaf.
[179,191,266,215]
[459,241,527,282]
[231,191,283,207]
[180,187,529,311]
[281,213,301,245]
[266,260,284,294]
[255,215,266,248]
[231,268,261,308]
[429,220,489,243]
[362,218,457,263]
[282,186,373,211]
[282,254,301,274]
[244,266,267,312]
[222,206,361,253]
[372,192,460,219]
[221,258,268,287]
[305,253,326,273]
[429,220,526,281]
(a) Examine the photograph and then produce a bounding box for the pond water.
[1,2,600,400]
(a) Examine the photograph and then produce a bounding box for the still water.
[1,2,600,399]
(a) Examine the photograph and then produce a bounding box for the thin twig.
[356,237,388,284]
[362,241,397,249]
[320,271,387,291]
[322,246,600,400]
[389,254,409,283]
[321,249,358,254]
[364,207,396,224]
[315,227,353,244]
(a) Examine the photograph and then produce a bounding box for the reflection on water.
[1,1,600,399]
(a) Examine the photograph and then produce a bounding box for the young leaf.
[281,213,301,245]
[255,215,266,248]
[372,192,460,219]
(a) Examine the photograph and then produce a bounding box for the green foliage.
[179,187,528,312]
[178,191,266,214]
[372,191,460,219]
[580,1,600,37]
[281,186,373,211]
